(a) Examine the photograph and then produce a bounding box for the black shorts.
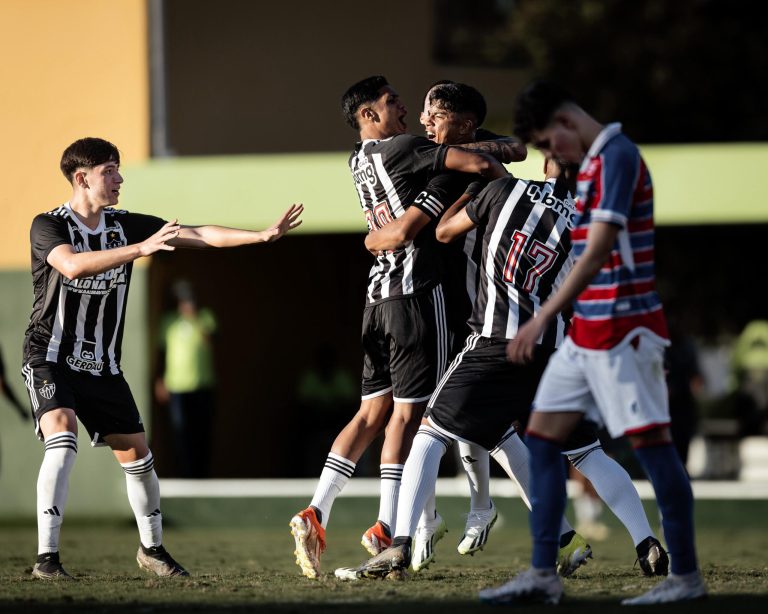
[21,361,144,445]
[361,285,450,403]
[425,333,553,449]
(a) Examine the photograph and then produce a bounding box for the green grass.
[1,498,767,612]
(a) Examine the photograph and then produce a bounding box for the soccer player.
[289,75,517,579]
[397,81,520,566]
[22,137,303,580]
[481,81,706,605]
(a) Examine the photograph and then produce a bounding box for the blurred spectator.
[154,281,217,478]
[297,343,357,412]
[730,320,768,436]
[295,343,360,474]
[666,321,704,467]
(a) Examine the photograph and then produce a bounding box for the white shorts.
[532,334,670,439]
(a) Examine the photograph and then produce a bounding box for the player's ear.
[73,169,89,189]
[360,105,378,123]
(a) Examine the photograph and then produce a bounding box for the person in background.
[155,280,217,478]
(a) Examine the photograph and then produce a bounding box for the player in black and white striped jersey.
[289,75,521,580]
[23,137,303,580]
[355,158,666,580]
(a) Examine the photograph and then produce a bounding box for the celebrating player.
[289,75,518,579]
[23,137,302,580]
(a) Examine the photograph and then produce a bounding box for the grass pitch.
[1,497,767,612]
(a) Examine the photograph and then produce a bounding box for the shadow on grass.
[1,595,768,614]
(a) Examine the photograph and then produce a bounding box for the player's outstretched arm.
[171,203,304,248]
[47,220,180,280]
[507,221,620,364]
[364,206,432,254]
[435,193,476,243]
[459,137,527,164]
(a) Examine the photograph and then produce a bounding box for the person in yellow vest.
[154,281,217,478]
[731,320,768,435]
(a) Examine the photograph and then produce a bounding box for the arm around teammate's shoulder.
[458,137,527,164]
[443,148,508,180]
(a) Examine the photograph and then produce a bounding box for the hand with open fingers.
[507,318,545,364]
[265,203,304,242]
[140,220,180,256]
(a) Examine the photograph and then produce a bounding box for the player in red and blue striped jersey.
[567,124,668,350]
[488,81,705,606]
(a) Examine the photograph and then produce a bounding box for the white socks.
[37,432,77,554]
[458,440,492,510]
[378,464,403,531]
[491,429,573,535]
[490,429,534,508]
[121,452,162,548]
[394,426,450,538]
[310,452,355,529]
[568,446,654,545]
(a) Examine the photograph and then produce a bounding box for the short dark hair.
[424,79,455,94]
[428,82,487,127]
[60,137,120,183]
[513,80,575,143]
[341,75,389,130]
[554,161,581,196]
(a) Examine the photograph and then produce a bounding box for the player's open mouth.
[398,114,407,129]
[426,131,436,140]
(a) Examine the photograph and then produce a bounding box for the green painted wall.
[0,268,149,519]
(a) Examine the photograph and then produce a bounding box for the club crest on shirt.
[39,381,56,400]
[105,227,125,249]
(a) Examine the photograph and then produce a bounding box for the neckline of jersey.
[64,201,106,235]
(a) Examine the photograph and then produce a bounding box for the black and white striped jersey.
[465,176,577,347]
[23,203,166,376]
[349,134,450,304]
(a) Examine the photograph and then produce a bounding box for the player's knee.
[121,450,155,477]
[39,408,77,437]
[628,426,672,448]
[352,406,389,433]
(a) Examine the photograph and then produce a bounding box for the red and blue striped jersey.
[569,123,668,349]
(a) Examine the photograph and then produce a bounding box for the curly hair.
[428,82,487,127]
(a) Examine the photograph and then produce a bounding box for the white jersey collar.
[580,122,623,173]
[64,202,106,235]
